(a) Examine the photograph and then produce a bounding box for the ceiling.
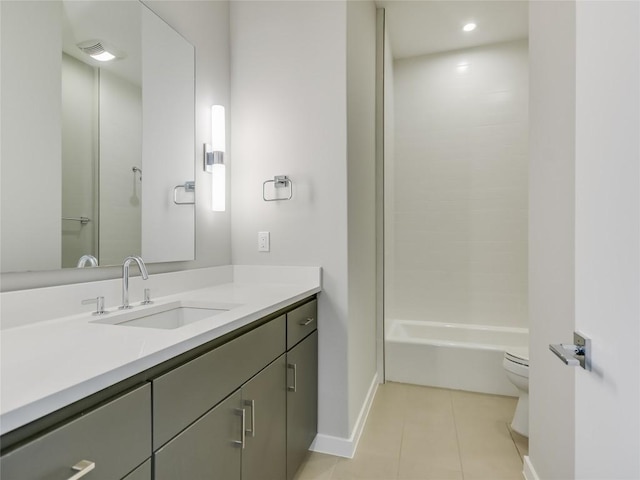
[62,1,142,86]
[376,0,529,59]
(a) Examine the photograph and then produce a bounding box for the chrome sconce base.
[204,144,224,172]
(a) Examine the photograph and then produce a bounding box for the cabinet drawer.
[153,315,286,448]
[287,299,317,349]
[0,384,151,480]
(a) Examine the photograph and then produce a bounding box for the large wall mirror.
[0,0,195,274]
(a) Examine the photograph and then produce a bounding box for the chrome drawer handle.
[244,399,256,437]
[299,317,314,326]
[287,363,297,392]
[234,408,246,449]
[68,460,95,480]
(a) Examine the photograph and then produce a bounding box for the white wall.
[231,0,377,444]
[573,1,639,477]
[1,0,231,291]
[230,0,349,438]
[346,0,378,432]
[1,1,62,273]
[61,54,98,267]
[389,40,529,329]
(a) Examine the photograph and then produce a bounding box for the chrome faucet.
[77,254,98,268]
[120,256,149,309]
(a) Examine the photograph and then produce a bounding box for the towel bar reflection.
[263,175,293,202]
[173,181,196,205]
[62,216,91,225]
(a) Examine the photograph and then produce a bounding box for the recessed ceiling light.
[463,23,477,32]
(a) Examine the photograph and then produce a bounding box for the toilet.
[503,347,529,437]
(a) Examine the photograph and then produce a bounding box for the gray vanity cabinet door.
[241,355,287,480]
[154,390,242,480]
[286,330,318,480]
[153,315,286,449]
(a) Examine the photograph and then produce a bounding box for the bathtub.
[385,320,528,396]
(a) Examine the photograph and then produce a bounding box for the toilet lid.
[505,347,529,366]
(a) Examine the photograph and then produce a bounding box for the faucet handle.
[81,296,108,316]
[141,288,153,305]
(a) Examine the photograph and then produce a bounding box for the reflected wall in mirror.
[0,0,195,273]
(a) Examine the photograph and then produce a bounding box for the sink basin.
[92,301,241,330]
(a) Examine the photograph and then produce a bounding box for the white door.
[573,1,639,478]
[528,1,639,479]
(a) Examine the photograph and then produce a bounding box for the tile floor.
[294,382,528,480]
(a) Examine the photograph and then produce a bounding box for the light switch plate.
[258,231,270,252]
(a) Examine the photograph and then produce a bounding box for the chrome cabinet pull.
[234,408,246,449]
[299,317,314,326]
[67,460,95,480]
[287,363,297,392]
[244,399,256,437]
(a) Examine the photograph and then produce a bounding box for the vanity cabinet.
[151,315,286,449]
[154,356,287,480]
[0,384,151,480]
[0,296,317,480]
[286,300,318,480]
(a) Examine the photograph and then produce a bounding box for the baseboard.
[523,456,540,480]
[310,372,379,459]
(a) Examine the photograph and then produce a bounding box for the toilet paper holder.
[549,331,591,371]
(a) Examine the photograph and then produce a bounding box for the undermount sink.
[91,301,241,330]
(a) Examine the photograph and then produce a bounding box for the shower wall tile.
[388,39,529,329]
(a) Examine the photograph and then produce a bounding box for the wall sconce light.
[204,105,226,212]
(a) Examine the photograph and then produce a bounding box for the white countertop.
[0,266,321,436]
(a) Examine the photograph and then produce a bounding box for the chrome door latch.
[549,331,591,371]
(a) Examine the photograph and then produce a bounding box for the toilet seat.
[505,347,529,367]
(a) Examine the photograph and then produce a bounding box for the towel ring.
[173,181,196,205]
[263,175,293,202]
